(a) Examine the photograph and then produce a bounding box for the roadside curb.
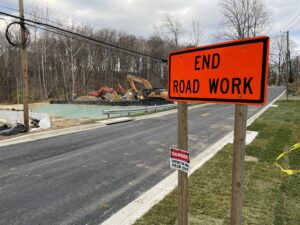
[105,117,134,125]
[0,103,207,147]
[100,90,286,225]
[0,117,133,147]
[101,131,234,225]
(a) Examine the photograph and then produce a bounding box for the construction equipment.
[88,86,118,98]
[126,75,169,101]
[88,86,122,102]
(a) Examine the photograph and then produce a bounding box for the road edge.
[0,117,133,147]
[100,89,286,225]
[0,104,209,147]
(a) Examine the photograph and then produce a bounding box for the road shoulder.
[101,90,286,225]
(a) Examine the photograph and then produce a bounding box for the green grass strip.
[134,100,300,225]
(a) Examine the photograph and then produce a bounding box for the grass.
[134,100,300,225]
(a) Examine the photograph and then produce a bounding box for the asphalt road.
[0,87,285,225]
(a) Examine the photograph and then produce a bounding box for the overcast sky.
[0,0,300,54]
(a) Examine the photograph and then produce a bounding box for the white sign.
[170,148,190,173]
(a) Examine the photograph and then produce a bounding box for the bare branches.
[0,9,205,102]
[218,0,269,40]
[0,22,171,102]
[154,14,185,50]
[270,35,287,85]
[190,20,202,47]
[154,14,203,50]
[270,35,298,86]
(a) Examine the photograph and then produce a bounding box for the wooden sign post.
[231,104,248,224]
[168,37,269,225]
[177,102,188,225]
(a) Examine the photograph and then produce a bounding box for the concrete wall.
[0,110,49,124]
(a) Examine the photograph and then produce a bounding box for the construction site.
[0,72,173,136]
[0,1,300,225]
[0,6,176,136]
[53,74,171,105]
[0,71,173,135]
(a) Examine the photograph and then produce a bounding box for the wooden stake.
[19,0,29,131]
[286,31,289,100]
[231,104,248,225]
[178,102,188,225]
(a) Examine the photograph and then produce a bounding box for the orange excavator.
[126,75,169,101]
[88,86,118,98]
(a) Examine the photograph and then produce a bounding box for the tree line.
[0,3,205,104]
[0,0,298,103]
[0,24,175,103]
[269,35,300,87]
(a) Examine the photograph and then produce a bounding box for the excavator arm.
[126,74,169,102]
[126,75,152,91]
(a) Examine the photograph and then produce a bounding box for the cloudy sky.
[0,0,300,54]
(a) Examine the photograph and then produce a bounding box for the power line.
[0,5,89,35]
[280,13,300,32]
[0,10,167,63]
[24,22,111,51]
[288,20,300,32]
[4,13,118,52]
[0,15,18,23]
[269,33,284,39]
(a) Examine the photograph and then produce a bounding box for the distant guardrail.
[103,104,177,118]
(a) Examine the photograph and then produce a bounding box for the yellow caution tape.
[274,143,300,175]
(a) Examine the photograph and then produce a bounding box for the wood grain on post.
[19,0,29,131]
[231,104,248,225]
[178,102,188,225]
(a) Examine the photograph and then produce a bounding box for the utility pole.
[286,31,289,100]
[19,0,29,131]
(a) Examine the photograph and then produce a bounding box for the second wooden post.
[178,102,188,225]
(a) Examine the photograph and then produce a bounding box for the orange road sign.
[168,36,270,105]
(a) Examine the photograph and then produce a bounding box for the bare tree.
[218,0,269,40]
[190,20,202,46]
[158,14,184,50]
[270,35,287,85]
[0,16,174,102]
[291,56,300,78]
[270,35,298,86]
[63,37,83,100]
